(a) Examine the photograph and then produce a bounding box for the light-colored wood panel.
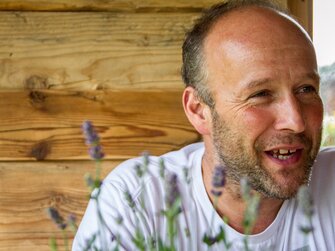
[0,90,200,160]
[1,232,68,251]
[0,0,220,12]
[0,160,120,251]
[0,12,197,90]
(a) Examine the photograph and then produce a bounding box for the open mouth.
[265,148,303,161]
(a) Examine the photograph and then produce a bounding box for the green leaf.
[132,228,146,251]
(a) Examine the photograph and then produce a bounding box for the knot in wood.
[29,91,46,104]
[29,141,51,161]
[25,75,49,90]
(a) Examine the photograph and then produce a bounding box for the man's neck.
[209,184,283,234]
[202,152,284,234]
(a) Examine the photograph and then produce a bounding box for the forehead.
[202,6,317,86]
[205,6,311,45]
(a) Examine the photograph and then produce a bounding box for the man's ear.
[182,86,211,135]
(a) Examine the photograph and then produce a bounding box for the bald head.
[181,1,315,107]
[204,6,317,96]
[206,6,312,52]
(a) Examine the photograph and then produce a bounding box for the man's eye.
[298,85,318,94]
[249,90,270,99]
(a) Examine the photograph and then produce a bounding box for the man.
[73,1,335,250]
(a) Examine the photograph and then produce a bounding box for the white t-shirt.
[73,143,335,251]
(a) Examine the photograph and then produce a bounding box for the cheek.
[306,104,324,130]
[239,107,274,136]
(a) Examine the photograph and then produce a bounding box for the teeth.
[277,155,291,160]
[279,149,289,154]
[273,149,297,154]
[270,149,298,160]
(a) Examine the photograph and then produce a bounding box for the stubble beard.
[211,109,322,200]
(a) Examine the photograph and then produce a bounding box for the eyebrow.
[242,72,320,90]
[306,72,320,83]
[242,78,273,90]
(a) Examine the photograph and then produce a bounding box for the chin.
[257,170,310,200]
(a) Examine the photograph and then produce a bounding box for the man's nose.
[274,95,306,133]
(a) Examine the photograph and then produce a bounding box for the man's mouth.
[265,148,303,163]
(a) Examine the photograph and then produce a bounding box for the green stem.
[206,195,219,251]
[211,196,219,233]
[167,214,176,251]
[95,160,101,180]
[243,236,250,251]
[62,229,69,251]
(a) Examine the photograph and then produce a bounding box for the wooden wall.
[288,0,313,37]
[0,0,307,250]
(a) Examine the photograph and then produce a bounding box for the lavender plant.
[47,121,105,251]
[81,121,116,251]
[47,121,316,251]
[297,185,314,248]
[203,165,231,249]
[240,177,260,251]
[47,207,77,251]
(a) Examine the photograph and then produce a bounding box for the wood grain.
[0,0,220,12]
[0,1,304,250]
[287,0,313,37]
[0,0,289,12]
[0,11,198,90]
[0,160,120,251]
[0,3,293,91]
[0,90,200,160]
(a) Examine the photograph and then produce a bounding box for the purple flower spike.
[82,121,100,145]
[211,189,222,197]
[89,145,105,160]
[47,207,67,230]
[82,121,105,160]
[212,165,226,188]
[67,213,77,225]
[166,173,180,207]
[211,165,225,197]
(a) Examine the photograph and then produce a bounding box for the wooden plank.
[0,90,200,161]
[0,0,219,12]
[280,0,287,8]
[0,11,197,90]
[1,232,70,251]
[287,0,313,38]
[0,160,121,251]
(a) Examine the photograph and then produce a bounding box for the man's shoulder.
[103,142,204,189]
[313,146,335,176]
[160,142,204,168]
[311,146,335,190]
[316,146,335,163]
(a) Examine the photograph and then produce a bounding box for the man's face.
[203,8,323,199]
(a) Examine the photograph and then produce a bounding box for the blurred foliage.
[320,61,335,146]
[322,113,335,146]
